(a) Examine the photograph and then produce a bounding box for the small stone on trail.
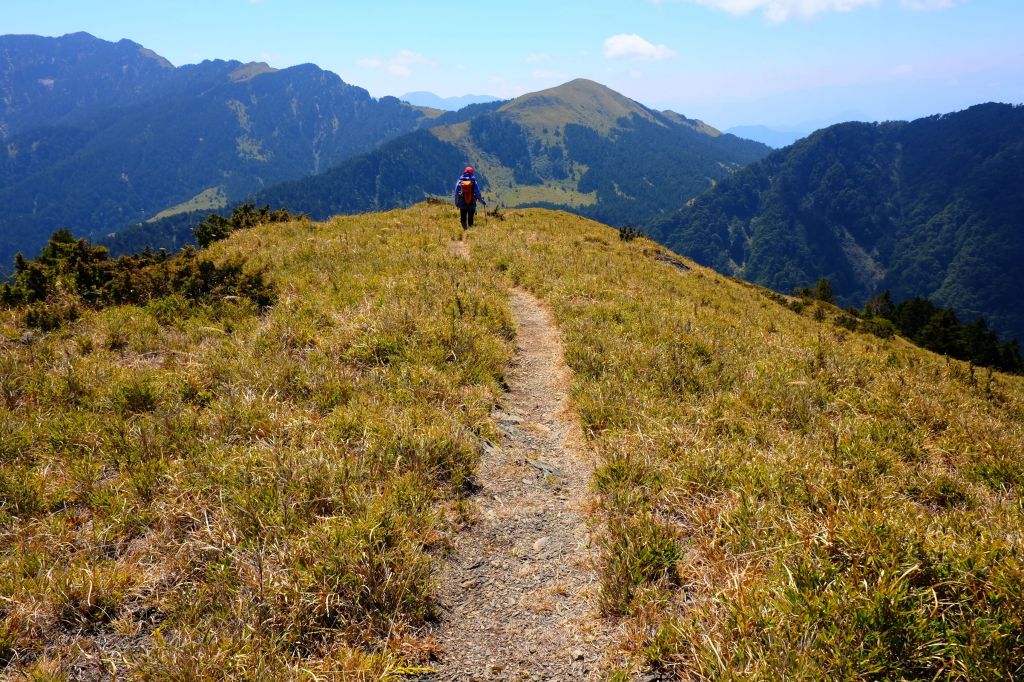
[533,536,551,551]
[528,459,562,477]
[498,423,524,439]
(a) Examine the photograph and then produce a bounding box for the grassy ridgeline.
[469,208,1024,679]
[2,202,1022,678]
[0,209,513,677]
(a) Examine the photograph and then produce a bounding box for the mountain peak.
[500,78,657,136]
[228,62,278,81]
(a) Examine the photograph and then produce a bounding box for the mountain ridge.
[0,32,436,270]
[109,77,768,253]
[249,78,768,229]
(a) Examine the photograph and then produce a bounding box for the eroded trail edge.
[426,280,612,679]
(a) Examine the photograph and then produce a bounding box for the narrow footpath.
[425,237,612,680]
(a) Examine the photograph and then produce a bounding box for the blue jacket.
[454,173,484,209]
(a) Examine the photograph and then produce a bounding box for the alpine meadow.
[2,205,1022,678]
[3,4,1024,679]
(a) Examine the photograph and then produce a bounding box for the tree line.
[800,279,1022,373]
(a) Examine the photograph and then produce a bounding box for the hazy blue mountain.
[651,103,1024,342]
[399,91,500,111]
[725,125,807,148]
[0,33,436,271]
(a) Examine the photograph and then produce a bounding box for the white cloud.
[687,0,879,22]
[357,50,433,78]
[665,0,964,20]
[487,76,529,99]
[533,68,568,81]
[900,0,963,9]
[525,53,551,63]
[603,34,676,60]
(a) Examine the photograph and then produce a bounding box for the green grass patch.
[469,206,1024,679]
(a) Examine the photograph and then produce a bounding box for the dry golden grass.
[467,205,1024,680]
[0,208,512,678]
[2,202,1022,679]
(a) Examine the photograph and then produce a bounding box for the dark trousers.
[460,207,476,228]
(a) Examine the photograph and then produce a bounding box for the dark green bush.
[1,230,276,331]
[194,203,302,248]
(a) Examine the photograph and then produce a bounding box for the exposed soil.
[652,252,690,273]
[425,237,614,680]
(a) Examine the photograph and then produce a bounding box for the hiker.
[454,166,485,228]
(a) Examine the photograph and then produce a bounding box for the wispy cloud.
[357,50,433,77]
[900,0,963,9]
[533,68,568,81]
[680,0,966,21]
[603,34,676,60]
[686,0,879,22]
[487,76,529,99]
[525,53,551,63]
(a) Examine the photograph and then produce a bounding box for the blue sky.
[6,0,1023,130]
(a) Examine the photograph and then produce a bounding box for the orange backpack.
[460,179,475,205]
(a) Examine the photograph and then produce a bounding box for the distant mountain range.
[651,103,1024,342]
[724,125,807,148]
[112,78,769,252]
[255,80,770,225]
[399,91,501,111]
[0,32,439,270]
[4,32,1020,344]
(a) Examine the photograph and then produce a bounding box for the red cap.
[464,166,474,174]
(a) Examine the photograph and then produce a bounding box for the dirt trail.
[426,238,612,679]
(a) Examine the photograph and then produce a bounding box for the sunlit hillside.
[1,204,1021,678]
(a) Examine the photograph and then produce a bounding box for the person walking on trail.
[454,166,485,228]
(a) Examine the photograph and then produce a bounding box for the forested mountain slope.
[116,80,769,255]
[0,32,436,270]
[649,103,1024,341]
